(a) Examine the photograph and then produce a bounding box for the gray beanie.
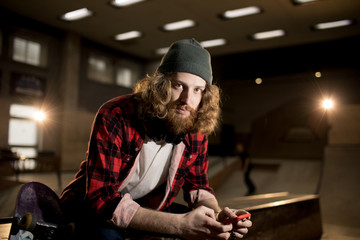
[157,39,212,84]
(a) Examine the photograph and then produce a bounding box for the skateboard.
[8,182,74,240]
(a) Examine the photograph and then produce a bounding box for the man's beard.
[166,102,197,135]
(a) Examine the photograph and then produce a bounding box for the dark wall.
[1,8,359,160]
[211,35,360,159]
[249,98,329,159]
[213,35,360,85]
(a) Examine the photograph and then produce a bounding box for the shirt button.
[126,157,130,161]
[189,155,192,159]
[135,147,139,151]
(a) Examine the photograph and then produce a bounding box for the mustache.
[169,100,196,112]
[177,105,194,112]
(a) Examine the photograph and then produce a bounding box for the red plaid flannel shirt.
[60,94,214,219]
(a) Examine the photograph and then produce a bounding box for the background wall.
[328,104,360,145]
[211,36,360,159]
[0,12,63,158]
[0,10,359,170]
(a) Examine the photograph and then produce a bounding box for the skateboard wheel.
[19,212,37,231]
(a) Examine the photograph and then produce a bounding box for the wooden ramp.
[221,192,323,240]
[0,220,11,240]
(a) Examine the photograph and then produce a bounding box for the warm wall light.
[221,6,261,19]
[34,111,46,122]
[162,19,196,31]
[255,78,263,84]
[313,19,354,30]
[115,31,142,41]
[322,99,334,110]
[110,0,145,7]
[60,8,93,21]
[252,29,286,40]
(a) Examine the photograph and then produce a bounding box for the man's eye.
[175,83,182,88]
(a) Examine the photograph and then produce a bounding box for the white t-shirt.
[121,137,173,199]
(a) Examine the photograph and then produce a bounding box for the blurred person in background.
[236,143,256,196]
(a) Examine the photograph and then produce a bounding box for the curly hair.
[134,72,221,135]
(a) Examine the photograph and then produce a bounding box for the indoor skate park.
[0,0,360,239]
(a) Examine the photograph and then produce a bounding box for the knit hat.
[157,39,213,84]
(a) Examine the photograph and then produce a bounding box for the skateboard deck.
[8,182,74,240]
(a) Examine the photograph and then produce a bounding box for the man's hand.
[178,206,233,240]
[217,207,252,239]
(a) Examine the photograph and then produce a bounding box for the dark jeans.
[73,202,189,240]
[244,164,256,195]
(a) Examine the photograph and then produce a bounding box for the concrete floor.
[1,153,360,239]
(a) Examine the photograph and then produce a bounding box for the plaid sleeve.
[86,108,127,219]
[182,135,215,199]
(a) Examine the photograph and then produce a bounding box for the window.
[12,36,46,67]
[116,61,141,88]
[116,67,133,88]
[8,118,37,146]
[8,104,40,170]
[86,51,142,87]
[87,53,114,84]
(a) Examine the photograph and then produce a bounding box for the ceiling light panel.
[156,38,227,55]
[221,6,261,19]
[313,19,354,30]
[162,19,196,31]
[110,0,145,7]
[200,39,227,48]
[252,29,286,40]
[292,0,320,4]
[60,8,93,21]
[155,47,169,55]
[115,31,142,41]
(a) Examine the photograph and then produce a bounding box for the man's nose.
[179,89,192,105]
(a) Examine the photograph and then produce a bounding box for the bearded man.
[60,39,252,240]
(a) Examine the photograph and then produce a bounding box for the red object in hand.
[221,213,251,224]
